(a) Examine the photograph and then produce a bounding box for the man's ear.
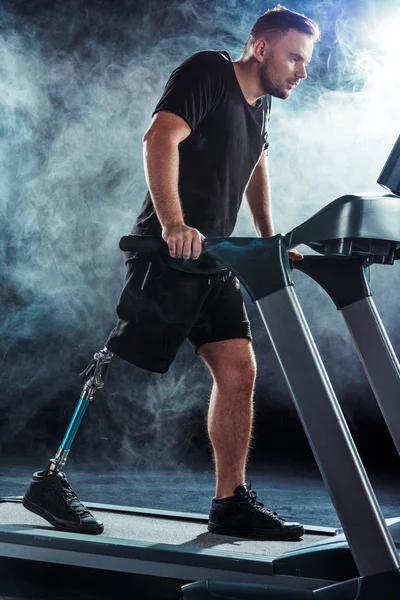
[252,38,269,63]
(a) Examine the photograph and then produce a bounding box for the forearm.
[245,159,275,238]
[143,135,184,227]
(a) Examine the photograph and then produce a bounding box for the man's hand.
[288,248,304,271]
[162,223,205,260]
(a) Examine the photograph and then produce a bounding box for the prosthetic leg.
[47,347,114,474]
[22,347,114,535]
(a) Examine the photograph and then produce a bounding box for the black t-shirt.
[132,50,271,273]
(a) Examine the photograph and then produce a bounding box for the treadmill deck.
[0,500,337,589]
[0,500,329,553]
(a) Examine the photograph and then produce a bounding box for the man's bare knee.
[199,339,256,392]
[218,368,255,396]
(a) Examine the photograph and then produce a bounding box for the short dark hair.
[245,4,320,51]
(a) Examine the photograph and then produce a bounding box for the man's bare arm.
[245,153,304,266]
[142,111,204,259]
[244,152,275,238]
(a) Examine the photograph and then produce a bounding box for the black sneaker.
[208,482,304,540]
[22,470,104,535]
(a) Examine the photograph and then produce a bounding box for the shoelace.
[61,478,92,517]
[238,481,285,523]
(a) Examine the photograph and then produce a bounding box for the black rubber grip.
[119,235,170,255]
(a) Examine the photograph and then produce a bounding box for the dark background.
[0,0,399,477]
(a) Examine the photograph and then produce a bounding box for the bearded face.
[257,29,313,100]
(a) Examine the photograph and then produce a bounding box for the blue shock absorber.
[60,396,91,451]
[47,347,113,474]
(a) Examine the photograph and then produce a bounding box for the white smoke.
[1,0,399,464]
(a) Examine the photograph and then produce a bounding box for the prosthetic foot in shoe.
[208,482,304,540]
[23,470,104,535]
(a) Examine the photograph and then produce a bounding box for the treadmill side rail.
[255,286,399,579]
[296,256,400,457]
[341,296,400,456]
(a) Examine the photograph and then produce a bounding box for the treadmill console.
[284,136,400,263]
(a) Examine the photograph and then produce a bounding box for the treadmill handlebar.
[119,235,170,255]
[118,234,294,302]
[119,235,235,258]
[119,234,400,263]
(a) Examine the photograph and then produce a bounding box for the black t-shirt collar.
[220,50,263,110]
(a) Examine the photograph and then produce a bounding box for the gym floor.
[0,457,399,599]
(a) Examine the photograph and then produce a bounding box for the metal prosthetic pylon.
[46,347,114,475]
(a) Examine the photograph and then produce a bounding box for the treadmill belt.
[0,501,327,557]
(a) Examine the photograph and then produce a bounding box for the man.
[24,5,320,540]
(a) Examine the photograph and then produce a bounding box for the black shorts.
[106,256,252,373]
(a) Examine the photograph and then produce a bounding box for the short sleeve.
[152,52,224,132]
[263,95,272,154]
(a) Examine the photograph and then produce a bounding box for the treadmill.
[0,138,399,599]
[181,139,400,599]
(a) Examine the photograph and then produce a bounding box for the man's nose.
[296,64,307,80]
